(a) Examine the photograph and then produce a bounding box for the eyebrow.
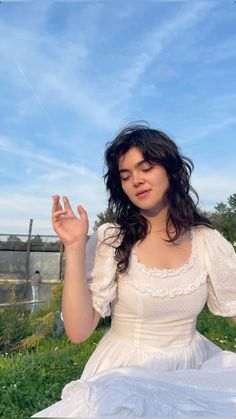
[119,159,149,174]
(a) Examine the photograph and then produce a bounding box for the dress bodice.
[111,228,208,349]
[86,223,236,321]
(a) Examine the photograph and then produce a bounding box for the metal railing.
[0,234,61,252]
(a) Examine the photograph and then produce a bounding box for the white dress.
[33,224,236,418]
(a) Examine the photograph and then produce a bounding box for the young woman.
[33,124,236,417]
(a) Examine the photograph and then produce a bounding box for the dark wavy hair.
[104,123,212,273]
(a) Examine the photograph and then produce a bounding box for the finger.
[62,196,74,214]
[52,209,67,221]
[77,205,88,220]
[52,195,61,212]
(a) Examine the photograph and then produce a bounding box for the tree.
[228,194,236,213]
[6,234,22,243]
[207,193,236,247]
[93,208,115,231]
[31,234,43,243]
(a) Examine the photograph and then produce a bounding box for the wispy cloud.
[0,133,106,234]
[205,36,236,64]
[0,135,98,178]
[117,2,215,95]
[0,1,235,235]
[184,116,236,144]
[0,8,123,130]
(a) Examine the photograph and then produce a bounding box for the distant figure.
[30,270,41,302]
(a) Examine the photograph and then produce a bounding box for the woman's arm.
[52,195,100,343]
[62,240,101,343]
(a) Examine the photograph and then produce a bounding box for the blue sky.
[0,0,235,235]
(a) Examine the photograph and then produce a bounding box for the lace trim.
[122,269,208,298]
[132,228,196,278]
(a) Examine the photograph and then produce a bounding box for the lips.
[135,189,151,197]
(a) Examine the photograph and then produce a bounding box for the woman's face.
[118,146,169,216]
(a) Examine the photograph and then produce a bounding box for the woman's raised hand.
[51,195,88,246]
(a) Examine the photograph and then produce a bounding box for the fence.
[0,234,64,282]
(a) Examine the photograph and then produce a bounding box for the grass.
[0,300,235,418]
[196,307,236,351]
[0,326,108,418]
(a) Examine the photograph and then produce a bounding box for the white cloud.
[0,134,107,235]
[0,10,123,130]
[183,117,236,144]
[206,36,236,64]
[0,1,235,238]
[117,2,215,95]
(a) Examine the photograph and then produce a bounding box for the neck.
[140,205,169,232]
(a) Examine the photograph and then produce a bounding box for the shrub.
[0,288,30,352]
[0,284,65,353]
[50,284,63,311]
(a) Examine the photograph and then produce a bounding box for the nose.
[132,172,144,187]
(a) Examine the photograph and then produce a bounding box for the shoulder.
[86,223,121,261]
[87,223,121,251]
[96,223,121,243]
[193,225,235,256]
[193,225,223,240]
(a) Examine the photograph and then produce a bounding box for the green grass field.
[0,292,235,418]
[0,326,108,418]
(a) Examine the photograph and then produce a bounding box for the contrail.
[13,58,50,122]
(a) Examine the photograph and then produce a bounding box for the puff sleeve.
[203,228,236,317]
[86,223,118,318]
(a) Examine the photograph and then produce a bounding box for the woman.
[33,123,236,417]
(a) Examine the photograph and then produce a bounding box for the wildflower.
[54,347,58,351]
[13,384,17,388]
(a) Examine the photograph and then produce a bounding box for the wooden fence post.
[25,218,33,280]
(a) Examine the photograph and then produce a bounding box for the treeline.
[5,234,44,243]
[201,193,236,247]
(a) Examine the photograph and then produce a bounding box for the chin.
[140,203,167,216]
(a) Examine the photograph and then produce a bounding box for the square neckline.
[132,228,196,277]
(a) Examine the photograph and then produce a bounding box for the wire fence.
[0,234,61,252]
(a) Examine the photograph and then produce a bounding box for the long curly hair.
[104,123,212,273]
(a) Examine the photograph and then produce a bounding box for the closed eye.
[120,166,153,181]
[142,166,153,172]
